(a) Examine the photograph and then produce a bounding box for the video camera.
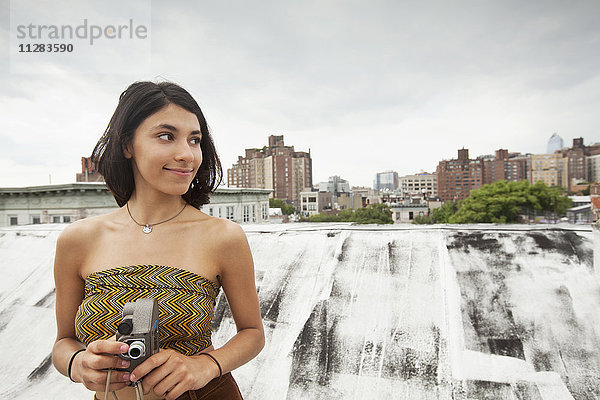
[116,298,160,374]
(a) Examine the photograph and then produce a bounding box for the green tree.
[308,213,342,222]
[449,181,528,223]
[448,180,571,224]
[353,203,393,224]
[308,204,393,224]
[430,201,458,223]
[412,201,458,224]
[412,215,432,224]
[269,198,296,215]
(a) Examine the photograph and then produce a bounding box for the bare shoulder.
[55,211,120,272]
[193,215,254,284]
[57,213,108,248]
[194,212,247,246]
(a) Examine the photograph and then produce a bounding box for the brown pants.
[94,373,243,400]
[177,373,243,400]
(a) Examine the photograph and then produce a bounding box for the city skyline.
[2,1,600,188]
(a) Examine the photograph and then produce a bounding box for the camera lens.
[117,320,133,335]
[128,341,145,359]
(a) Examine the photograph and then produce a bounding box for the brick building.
[482,149,529,184]
[227,135,312,207]
[436,149,484,202]
[562,138,588,191]
[553,138,600,191]
[76,157,104,182]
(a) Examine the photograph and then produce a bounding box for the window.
[218,208,222,218]
[226,206,234,220]
[32,216,41,224]
[262,203,268,220]
[52,216,61,223]
[243,205,250,222]
[208,207,213,216]
[63,216,71,223]
[9,216,18,226]
[252,205,256,222]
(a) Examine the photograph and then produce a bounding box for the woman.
[51,81,264,400]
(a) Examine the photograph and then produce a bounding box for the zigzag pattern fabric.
[75,265,220,356]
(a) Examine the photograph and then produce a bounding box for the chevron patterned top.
[75,265,220,356]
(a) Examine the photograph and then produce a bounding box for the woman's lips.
[164,167,193,176]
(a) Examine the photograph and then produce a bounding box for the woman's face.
[124,103,203,197]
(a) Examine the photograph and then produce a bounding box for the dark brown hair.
[92,81,222,208]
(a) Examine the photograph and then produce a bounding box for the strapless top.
[75,265,220,356]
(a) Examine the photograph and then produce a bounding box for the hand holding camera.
[115,298,160,376]
[68,339,132,393]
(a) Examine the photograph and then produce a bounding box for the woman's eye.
[158,133,173,141]
[190,137,201,145]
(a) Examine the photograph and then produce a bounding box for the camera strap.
[104,369,144,400]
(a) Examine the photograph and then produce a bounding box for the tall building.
[227,135,312,207]
[556,138,590,191]
[565,138,587,190]
[588,154,600,184]
[547,133,564,154]
[530,153,564,187]
[482,149,529,185]
[373,170,399,191]
[399,172,438,198]
[436,148,484,202]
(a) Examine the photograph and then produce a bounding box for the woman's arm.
[52,222,131,392]
[131,220,264,399]
[199,220,265,369]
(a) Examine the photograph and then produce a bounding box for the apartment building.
[482,149,529,184]
[530,153,563,187]
[436,149,484,202]
[399,172,437,198]
[228,135,312,207]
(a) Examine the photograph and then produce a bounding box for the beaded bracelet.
[199,352,222,379]
[68,349,86,382]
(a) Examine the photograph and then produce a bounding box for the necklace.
[126,202,187,234]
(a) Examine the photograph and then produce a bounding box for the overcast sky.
[1,0,599,188]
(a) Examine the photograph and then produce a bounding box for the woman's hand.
[71,339,132,393]
[131,349,220,400]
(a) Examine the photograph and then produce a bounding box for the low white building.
[0,183,272,226]
[202,187,272,223]
[0,183,117,226]
[389,201,429,223]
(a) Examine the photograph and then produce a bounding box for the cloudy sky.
[1,0,599,188]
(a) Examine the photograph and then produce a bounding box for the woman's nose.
[175,140,194,162]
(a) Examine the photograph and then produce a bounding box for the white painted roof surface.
[0,223,597,399]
